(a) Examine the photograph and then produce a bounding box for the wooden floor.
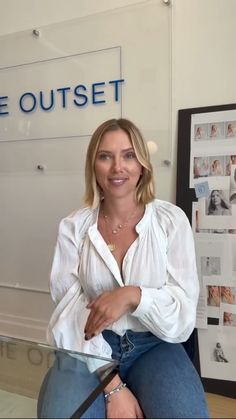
[0,390,235,418]
[206,393,236,418]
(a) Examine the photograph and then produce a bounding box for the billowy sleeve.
[49,216,82,305]
[47,215,112,371]
[132,206,199,343]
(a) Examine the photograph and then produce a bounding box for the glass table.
[0,334,118,418]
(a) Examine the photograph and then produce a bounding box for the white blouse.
[47,199,199,369]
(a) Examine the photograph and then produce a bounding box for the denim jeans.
[37,330,209,418]
[37,351,105,419]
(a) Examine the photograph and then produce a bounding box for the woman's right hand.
[106,386,144,418]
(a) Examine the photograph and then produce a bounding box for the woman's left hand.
[84,286,141,340]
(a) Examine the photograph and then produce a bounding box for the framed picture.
[177,103,236,398]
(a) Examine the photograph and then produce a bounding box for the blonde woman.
[38,119,209,419]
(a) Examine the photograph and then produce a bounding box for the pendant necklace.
[102,208,137,252]
[107,242,116,253]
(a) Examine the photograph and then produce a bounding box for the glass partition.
[0,0,171,292]
[0,334,118,418]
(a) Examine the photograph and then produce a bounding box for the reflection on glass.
[0,335,117,418]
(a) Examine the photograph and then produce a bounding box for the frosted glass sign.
[0,1,171,291]
[0,1,171,163]
[0,47,123,141]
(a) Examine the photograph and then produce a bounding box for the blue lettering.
[109,79,125,101]
[92,82,106,105]
[15,78,125,115]
[39,90,55,111]
[57,87,71,108]
[19,92,37,113]
[73,85,88,107]
[0,96,9,115]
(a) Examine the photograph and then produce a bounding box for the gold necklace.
[102,208,137,252]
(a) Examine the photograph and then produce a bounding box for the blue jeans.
[37,351,104,419]
[37,330,209,418]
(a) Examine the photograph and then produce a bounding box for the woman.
[214,342,228,362]
[207,189,231,215]
[221,286,235,304]
[195,126,205,139]
[207,286,220,307]
[210,123,220,138]
[193,156,209,178]
[38,119,209,418]
[226,154,236,176]
[210,159,223,176]
[226,123,236,137]
[223,312,234,326]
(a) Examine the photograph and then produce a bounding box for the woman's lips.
[109,178,127,185]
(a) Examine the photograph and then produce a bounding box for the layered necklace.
[102,207,138,252]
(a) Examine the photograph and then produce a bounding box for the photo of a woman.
[194,125,207,140]
[226,122,236,137]
[210,159,223,176]
[194,157,209,178]
[207,190,231,216]
[207,286,220,307]
[201,256,221,276]
[195,126,204,139]
[223,312,235,326]
[221,287,236,305]
[226,155,236,176]
[209,122,224,138]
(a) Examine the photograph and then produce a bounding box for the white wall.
[2,0,236,201]
[172,0,236,165]
[0,0,236,342]
[0,0,145,36]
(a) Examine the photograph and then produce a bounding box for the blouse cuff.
[131,286,173,318]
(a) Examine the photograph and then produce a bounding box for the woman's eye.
[98,153,111,160]
[124,152,136,160]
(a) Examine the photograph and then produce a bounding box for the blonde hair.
[84,118,155,208]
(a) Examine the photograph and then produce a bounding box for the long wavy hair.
[84,118,155,208]
[208,189,230,214]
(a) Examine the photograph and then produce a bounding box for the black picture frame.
[176,103,236,398]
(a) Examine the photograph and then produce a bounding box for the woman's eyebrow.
[97,149,112,153]
[121,147,134,152]
[97,147,134,153]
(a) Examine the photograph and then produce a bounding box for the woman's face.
[94,128,142,201]
[224,312,233,323]
[211,124,217,133]
[209,286,218,293]
[211,190,221,206]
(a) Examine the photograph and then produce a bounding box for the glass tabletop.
[0,334,118,418]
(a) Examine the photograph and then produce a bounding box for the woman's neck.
[101,197,142,221]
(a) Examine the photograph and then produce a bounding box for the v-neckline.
[87,203,149,285]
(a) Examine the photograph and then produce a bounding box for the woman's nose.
[112,156,122,172]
